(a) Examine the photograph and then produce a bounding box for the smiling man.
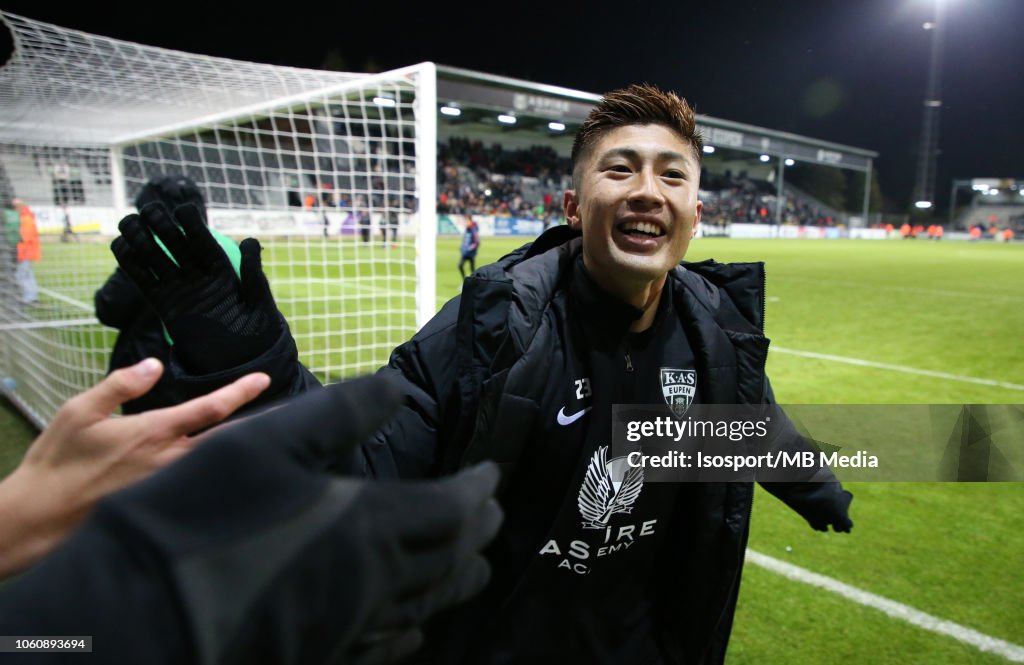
[567,118,703,331]
[359,84,853,664]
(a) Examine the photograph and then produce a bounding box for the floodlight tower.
[912,0,946,211]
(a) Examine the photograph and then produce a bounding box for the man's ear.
[692,200,703,238]
[564,190,582,230]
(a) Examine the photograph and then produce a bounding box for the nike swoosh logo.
[557,406,592,426]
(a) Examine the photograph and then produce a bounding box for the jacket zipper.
[758,264,769,394]
[624,340,634,372]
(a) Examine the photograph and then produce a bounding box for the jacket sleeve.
[94,268,147,330]
[0,511,192,665]
[756,378,854,532]
[136,313,321,414]
[356,300,462,480]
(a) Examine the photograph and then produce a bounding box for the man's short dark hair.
[134,175,206,217]
[571,84,703,190]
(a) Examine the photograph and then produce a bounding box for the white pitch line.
[0,317,100,332]
[37,287,94,313]
[747,550,1024,662]
[771,346,1024,391]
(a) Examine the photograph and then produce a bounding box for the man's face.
[565,124,702,290]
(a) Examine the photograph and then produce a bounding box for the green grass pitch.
[2,234,1022,663]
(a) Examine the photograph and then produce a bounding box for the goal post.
[0,12,437,427]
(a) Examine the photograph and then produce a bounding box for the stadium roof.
[1,11,876,172]
[434,65,878,172]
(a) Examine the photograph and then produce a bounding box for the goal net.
[0,12,437,428]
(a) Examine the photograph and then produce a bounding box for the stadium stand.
[434,139,843,228]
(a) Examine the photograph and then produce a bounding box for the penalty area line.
[771,346,1024,391]
[747,550,1024,662]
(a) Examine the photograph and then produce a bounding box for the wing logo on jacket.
[578,445,644,529]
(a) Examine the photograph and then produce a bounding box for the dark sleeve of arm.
[159,313,322,413]
[756,377,854,531]
[94,269,146,330]
[0,513,192,665]
[356,310,460,480]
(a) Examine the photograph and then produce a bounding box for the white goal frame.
[0,11,436,428]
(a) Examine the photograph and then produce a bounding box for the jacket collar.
[568,255,644,340]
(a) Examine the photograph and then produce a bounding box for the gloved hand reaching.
[111,202,281,374]
[803,487,854,533]
[0,374,503,665]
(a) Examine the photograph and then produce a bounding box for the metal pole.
[414,62,438,329]
[776,155,785,226]
[948,180,958,228]
[912,0,945,208]
[109,146,126,217]
[861,158,872,226]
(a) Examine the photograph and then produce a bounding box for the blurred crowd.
[699,171,836,228]
[436,138,570,220]
[435,141,837,227]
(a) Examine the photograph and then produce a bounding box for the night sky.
[3,1,1022,213]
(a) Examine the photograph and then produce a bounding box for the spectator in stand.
[969,225,982,241]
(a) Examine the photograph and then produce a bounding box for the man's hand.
[0,358,269,577]
[104,374,502,665]
[111,202,281,373]
[805,488,854,533]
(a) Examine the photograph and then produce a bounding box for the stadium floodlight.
[372,96,397,107]
[759,154,770,162]
[548,121,566,132]
[785,158,795,166]
[497,114,517,124]
[440,105,462,116]
[703,145,716,154]
[915,200,934,209]
[923,21,936,29]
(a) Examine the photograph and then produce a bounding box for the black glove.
[805,487,854,533]
[0,375,503,665]
[111,201,280,374]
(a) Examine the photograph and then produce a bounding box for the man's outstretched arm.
[757,379,854,533]
[0,358,270,578]
[0,374,502,665]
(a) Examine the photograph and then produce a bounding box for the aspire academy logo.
[577,445,644,529]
